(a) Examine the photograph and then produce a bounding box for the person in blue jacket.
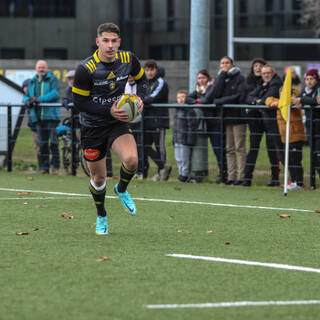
[24,60,60,174]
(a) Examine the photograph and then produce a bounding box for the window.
[239,0,248,28]
[167,0,174,32]
[43,48,67,60]
[292,0,301,10]
[0,0,75,17]
[149,44,188,60]
[0,48,25,59]
[214,0,224,29]
[144,0,152,32]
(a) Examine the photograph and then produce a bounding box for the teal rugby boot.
[114,183,136,216]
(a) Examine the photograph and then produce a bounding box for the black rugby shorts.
[80,122,132,161]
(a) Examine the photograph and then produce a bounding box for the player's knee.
[124,156,138,171]
[91,173,106,187]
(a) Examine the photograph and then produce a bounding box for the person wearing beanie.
[292,68,320,178]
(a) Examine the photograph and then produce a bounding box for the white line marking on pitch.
[0,187,314,213]
[146,300,320,309]
[167,254,320,274]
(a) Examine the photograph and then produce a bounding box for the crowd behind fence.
[1,103,319,189]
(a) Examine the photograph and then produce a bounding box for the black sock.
[118,163,136,193]
[89,182,106,217]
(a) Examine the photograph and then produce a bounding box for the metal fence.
[1,103,319,189]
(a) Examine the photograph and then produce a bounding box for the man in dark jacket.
[245,64,283,186]
[143,60,171,181]
[24,60,60,174]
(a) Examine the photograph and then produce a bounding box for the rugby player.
[72,22,148,235]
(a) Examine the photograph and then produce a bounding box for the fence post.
[219,105,225,180]
[140,111,145,176]
[71,107,77,176]
[310,106,316,189]
[7,105,12,172]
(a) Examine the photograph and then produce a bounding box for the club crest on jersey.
[109,81,116,90]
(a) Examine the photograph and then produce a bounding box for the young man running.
[72,22,148,235]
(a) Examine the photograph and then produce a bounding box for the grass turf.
[0,171,320,320]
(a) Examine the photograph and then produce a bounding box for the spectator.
[241,58,267,186]
[173,90,193,182]
[24,60,60,174]
[23,78,40,170]
[266,86,307,190]
[283,67,302,92]
[292,69,320,178]
[143,60,171,181]
[246,64,283,186]
[186,69,226,183]
[212,56,247,185]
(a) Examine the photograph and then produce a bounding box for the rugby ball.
[116,94,139,122]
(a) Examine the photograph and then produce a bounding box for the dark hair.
[177,90,188,95]
[144,60,158,69]
[198,69,210,79]
[247,57,267,78]
[220,56,234,64]
[97,22,120,37]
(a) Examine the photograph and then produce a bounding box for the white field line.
[0,187,315,213]
[146,300,320,309]
[167,254,320,274]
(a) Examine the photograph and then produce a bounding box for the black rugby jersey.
[72,49,148,127]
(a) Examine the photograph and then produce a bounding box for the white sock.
[90,179,106,191]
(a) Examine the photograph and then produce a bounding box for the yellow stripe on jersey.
[72,86,90,96]
[116,52,119,59]
[88,60,96,71]
[126,52,130,63]
[85,63,94,73]
[93,50,100,63]
[132,67,144,80]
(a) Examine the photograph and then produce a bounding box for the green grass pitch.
[1,171,320,320]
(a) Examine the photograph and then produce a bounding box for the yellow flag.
[278,67,292,121]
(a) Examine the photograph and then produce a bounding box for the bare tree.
[300,0,320,37]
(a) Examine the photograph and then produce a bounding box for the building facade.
[0,0,317,61]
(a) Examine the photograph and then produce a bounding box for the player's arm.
[72,64,111,117]
[130,54,149,113]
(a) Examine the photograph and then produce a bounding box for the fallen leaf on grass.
[277,214,291,218]
[253,198,263,201]
[61,212,74,219]
[207,230,214,233]
[16,232,30,236]
[96,257,111,262]
[27,177,34,181]
[18,192,33,196]
[177,229,183,233]
[169,216,175,219]
[33,228,39,231]
[315,210,320,213]
[225,242,231,245]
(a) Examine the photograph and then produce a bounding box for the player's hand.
[110,100,129,122]
[135,95,144,114]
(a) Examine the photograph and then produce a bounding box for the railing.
[1,103,319,189]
